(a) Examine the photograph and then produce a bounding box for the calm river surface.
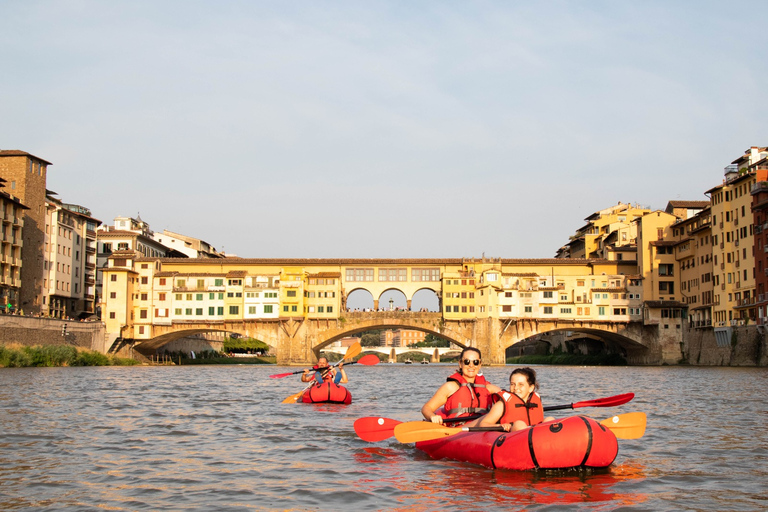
[0,363,766,511]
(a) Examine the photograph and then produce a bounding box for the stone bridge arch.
[499,320,659,365]
[133,326,277,355]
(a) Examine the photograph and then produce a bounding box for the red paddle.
[543,392,635,412]
[353,393,634,442]
[270,354,380,379]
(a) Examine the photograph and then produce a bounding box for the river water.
[0,363,765,511]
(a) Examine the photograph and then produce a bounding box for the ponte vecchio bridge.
[102,257,682,365]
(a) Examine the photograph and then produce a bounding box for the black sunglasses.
[462,359,481,366]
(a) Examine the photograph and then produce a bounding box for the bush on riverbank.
[506,353,627,366]
[0,344,140,367]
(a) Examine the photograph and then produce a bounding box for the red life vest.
[312,365,335,383]
[497,390,544,426]
[443,372,493,418]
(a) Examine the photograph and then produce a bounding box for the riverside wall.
[0,315,107,353]
[684,325,767,366]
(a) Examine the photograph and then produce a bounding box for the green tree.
[360,333,381,347]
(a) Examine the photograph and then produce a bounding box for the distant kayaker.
[467,367,555,432]
[301,357,348,385]
[421,347,502,424]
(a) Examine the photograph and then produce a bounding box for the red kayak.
[300,382,352,404]
[416,415,618,470]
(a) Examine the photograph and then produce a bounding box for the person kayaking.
[421,347,502,424]
[467,367,555,432]
[301,356,348,385]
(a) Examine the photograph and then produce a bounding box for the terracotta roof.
[666,200,709,209]
[154,271,179,277]
[227,270,247,278]
[0,149,53,165]
[309,272,342,278]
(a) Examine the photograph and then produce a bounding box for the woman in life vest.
[421,347,502,424]
[468,367,555,432]
[301,356,348,385]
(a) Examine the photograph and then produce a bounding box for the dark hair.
[510,367,539,391]
[459,347,482,362]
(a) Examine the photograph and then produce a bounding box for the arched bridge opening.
[503,326,649,363]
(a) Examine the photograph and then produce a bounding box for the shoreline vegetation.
[0,344,140,367]
[506,353,627,365]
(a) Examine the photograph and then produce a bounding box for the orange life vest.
[443,372,493,418]
[497,390,544,426]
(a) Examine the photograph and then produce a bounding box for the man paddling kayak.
[421,347,502,424]
[301,356,348,385]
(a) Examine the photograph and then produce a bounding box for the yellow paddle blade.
[282,390,305,404]
[344,342,362,360]
[600,412,647,439]
[394,421,464,443]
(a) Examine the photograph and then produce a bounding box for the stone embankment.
[0,315,106,353]
[684,325,767,366]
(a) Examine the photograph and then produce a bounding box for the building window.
[287,290,297,297]
[110,275,117,282]
[110,292,116,299]
[229,306,239,315]
[264,305,273,313]
[524,306,532,313]
[109,312,116,319]
[345,268,374,281]
[140,310,147,319]
[379,268,407,281]
[412,268,440,281]
[543,306,553,314]
[209,307,215,315]
[196,308,203,315]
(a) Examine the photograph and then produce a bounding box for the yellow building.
[557,202,651,259]
[670,207,714,328]
[707,146,765,326]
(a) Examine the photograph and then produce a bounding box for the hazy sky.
[2,1,766,259]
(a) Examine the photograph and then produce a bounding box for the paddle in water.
[393,411,648,443]
[282,342,363,403]
[353,392,635,442]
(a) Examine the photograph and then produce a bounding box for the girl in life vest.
[467,367,555,432]
[421,347,502,424]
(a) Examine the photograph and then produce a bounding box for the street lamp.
[389,298,394,311]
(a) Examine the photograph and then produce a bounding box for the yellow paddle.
[394,412,647,443]
[598,412,646,439]
[281,342,362,404]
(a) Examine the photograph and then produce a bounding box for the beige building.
[0,177,27,310]
[43,194,102,319]
[0,150,52,314]
[96,215,185,317]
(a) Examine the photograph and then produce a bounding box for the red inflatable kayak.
[416,415,618,470]
[300,382,352,404]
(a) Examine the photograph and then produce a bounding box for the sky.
[2,1,767,259]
